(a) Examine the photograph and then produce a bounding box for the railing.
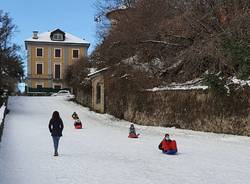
[27,74,63,81]
[27,74,53,79]
[25,74,63,82]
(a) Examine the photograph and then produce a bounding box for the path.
[0,96,250,184]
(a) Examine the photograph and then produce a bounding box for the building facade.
[25,29,90,92]
[88,68,108,113]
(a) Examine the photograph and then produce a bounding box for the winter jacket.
[72,113,79,120]
[48,118,64,137]
[158,139,177,151]
[129,127,136,135]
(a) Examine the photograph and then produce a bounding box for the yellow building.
[25,29,90,93]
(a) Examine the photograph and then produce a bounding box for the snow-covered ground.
[0,104,5,127]
[0,96,250,184]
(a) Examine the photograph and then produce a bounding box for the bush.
[202,72,228,97]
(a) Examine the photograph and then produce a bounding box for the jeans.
[52,136,60,154]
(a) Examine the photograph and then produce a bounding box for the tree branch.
[140,40,182,47]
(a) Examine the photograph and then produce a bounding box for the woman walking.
[48,111,64,156]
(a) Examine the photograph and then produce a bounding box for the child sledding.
[158,134,178,155]
[128,124,140,138]
[72,112,82,129]
[72,112,79,120]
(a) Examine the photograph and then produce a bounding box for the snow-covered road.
[0,96,250,184]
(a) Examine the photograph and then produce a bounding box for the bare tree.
[0,10,24,98]
[92,0,250,83]
[64,57,90,90]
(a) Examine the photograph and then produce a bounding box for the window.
[72,49,79,59]
[36,63,43,74]
[53,33,63,41]
[36,84,43,89]
[54,64,61,79]
[36,48,43,57]
[54,85,61,90]
[96,83,101,104]
[54,48,61,58]
[36,82,43,89]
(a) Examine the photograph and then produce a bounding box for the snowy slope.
[0,104,5,127]
[0,96,250,184]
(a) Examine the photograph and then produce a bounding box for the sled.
[162,149,177,155]
[74,122,83,129]
[74,124,82,129]
[128,133,140,138]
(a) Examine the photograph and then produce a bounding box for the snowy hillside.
[0,96,249,184]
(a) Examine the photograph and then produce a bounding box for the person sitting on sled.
[72,112,79,120]
[158,134,178,155]
[128,124,139,138]
[129,124,137,135]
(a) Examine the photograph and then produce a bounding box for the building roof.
[25,29,90,48]
[88,67,109,78]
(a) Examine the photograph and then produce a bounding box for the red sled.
[74,123,82,129]
[128,133,140,138]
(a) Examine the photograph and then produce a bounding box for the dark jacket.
[129,126,136,135]
[49,118,64,137]
[72,113,79,120]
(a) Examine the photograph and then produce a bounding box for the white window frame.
[53,83,62,89]
[36,62,44,75]
[53,63,62,79]
[36,82,44,88]
[36,47,44,58]
[72,48,80,59]
[54,48,62,58]
[53,33,63,41]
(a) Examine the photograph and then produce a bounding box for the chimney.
[32,31,38,39]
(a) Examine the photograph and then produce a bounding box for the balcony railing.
[27,74,63,80]
[27,74,53,79]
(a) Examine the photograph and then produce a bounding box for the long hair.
[52,111,60,120]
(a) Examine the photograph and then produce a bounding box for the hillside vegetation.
[92,0,250,88]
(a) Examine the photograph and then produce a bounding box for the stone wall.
[75,86,92,107]
[120,89,250,136]
[78,74,250,136]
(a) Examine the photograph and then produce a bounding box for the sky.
[0,0,98,91]
[0,0,97,55]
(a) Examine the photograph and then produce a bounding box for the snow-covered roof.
[88,67,109,77]
[25,30,90,46]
